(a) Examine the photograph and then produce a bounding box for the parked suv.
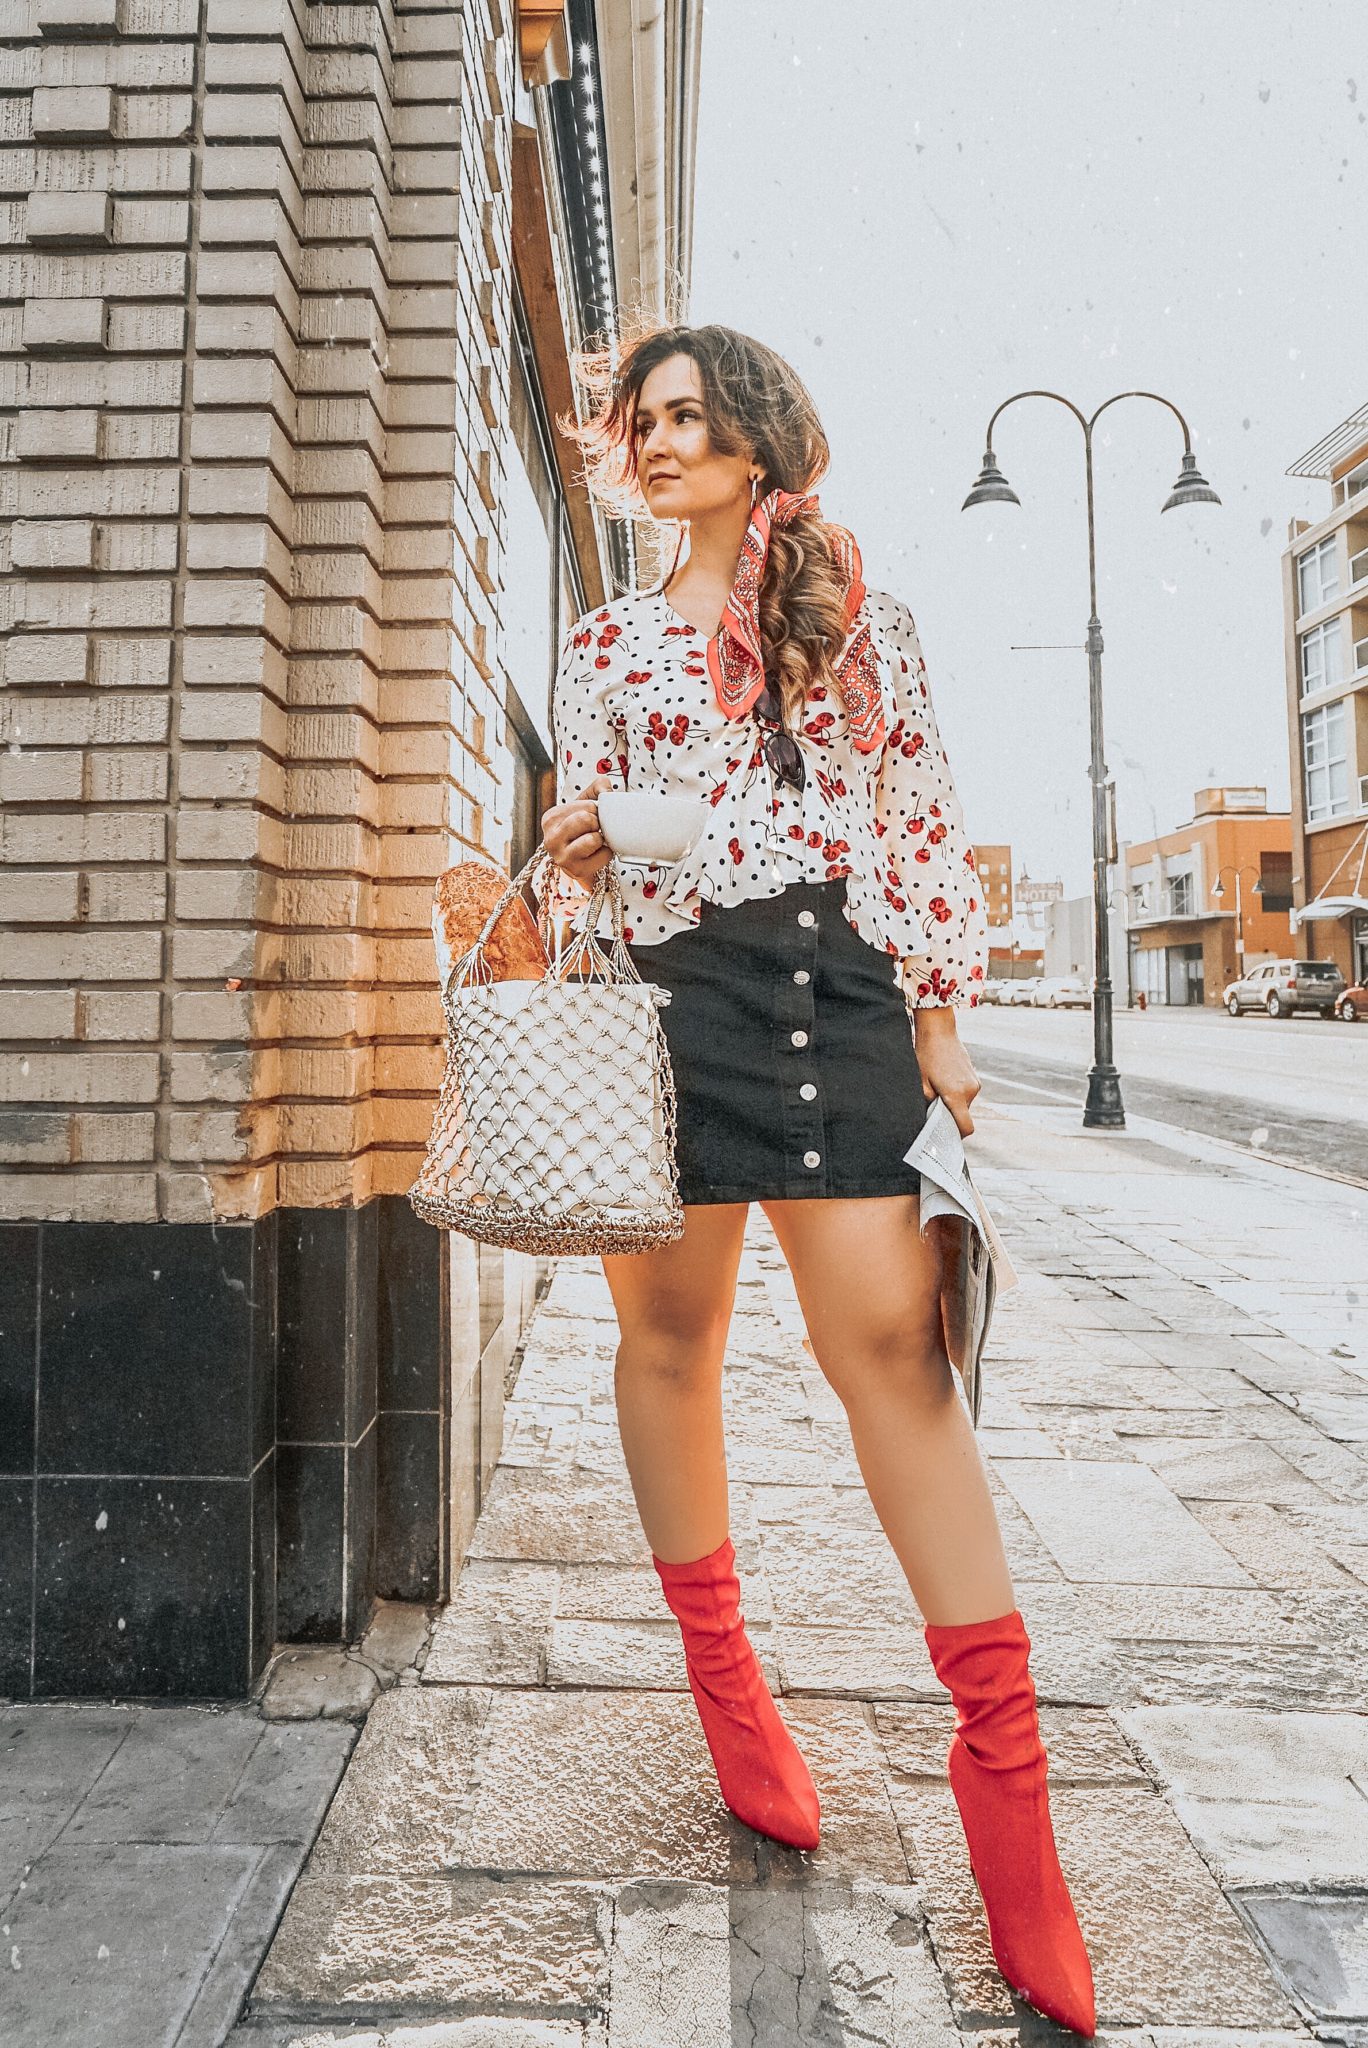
[1222,958,1346,1018]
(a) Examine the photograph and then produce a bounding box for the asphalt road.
[959,1003,1368,1185]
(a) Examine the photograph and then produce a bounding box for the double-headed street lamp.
[1210,864,1264,978]
[963,392,1220,1128]
[1105,883,1134,1006]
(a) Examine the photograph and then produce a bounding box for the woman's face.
[633,352,756,525]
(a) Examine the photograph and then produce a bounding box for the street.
[962,1005,1368,1185]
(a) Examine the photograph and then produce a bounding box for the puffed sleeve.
[551,614,628,807]
[532,614,627,928]
[871,596,989,1009]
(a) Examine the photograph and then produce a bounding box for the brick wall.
[0,0,518,1228]
[0,0,561,1699]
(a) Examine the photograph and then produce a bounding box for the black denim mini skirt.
[625,877,927,1206]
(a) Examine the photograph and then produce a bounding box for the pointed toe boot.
[924,1607,1097,2039]
[654,1536,820,1851]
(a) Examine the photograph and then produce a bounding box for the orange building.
[1123,788,1293,1006]
[973,843,1015,927]
[972,843,1044,979]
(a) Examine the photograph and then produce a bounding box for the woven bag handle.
[446,844,641,998]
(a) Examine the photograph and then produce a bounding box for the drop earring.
[750,473,761,510]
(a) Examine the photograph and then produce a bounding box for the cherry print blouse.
[540,582,989,1010]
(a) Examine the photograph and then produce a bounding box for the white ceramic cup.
[595,789,706,864]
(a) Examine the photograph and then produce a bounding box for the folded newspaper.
[903,1096,1018,1428]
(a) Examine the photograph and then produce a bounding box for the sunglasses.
[754,679,806,792]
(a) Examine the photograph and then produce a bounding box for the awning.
[1286,402,1368,479]
[1290,895,1368,927]
[1292,822,1368,927]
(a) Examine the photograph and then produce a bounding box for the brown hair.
[558,320,850,729]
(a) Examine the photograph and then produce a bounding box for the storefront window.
[1167,943,1205,1005]
[504,450,554,748]
[1134,946,1166,1005]
[502,299,581,872]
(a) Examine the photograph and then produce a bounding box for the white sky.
[687,0,1366,893]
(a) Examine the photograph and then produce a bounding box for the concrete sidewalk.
[232,1101,1365,2043]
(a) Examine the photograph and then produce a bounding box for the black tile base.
[39,1224,260,1477]
[0,1226,38,1476]
[344,1420,377,1641]
[33,1476,252,1698]
[251,1449,276,1683]
[376,1410,443,1602]
[0,1477,33,1695]
[0,1196,508,1697]
[275,1443,344,1644]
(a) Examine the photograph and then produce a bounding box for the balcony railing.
[1128,888,1203,926]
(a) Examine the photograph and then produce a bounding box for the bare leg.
[758,1198,1095,2027]
[759,1192,1014,1625]
[600,1201,750,1563]
[605,1201,821,1847]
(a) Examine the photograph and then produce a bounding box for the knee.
[816,1318,956,1414]
[615,1301,728,1395]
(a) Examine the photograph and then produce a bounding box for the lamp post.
[963,392,1220,1128]
[1210,864,1264,985]
[1105,884,1133,1006]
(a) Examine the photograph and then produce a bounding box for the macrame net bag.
[409,846,685,1255]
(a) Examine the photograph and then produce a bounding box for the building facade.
[0,0,700,1698]
[1123,787,1293,1006]
[1283,405,1368,985]
[971,840,1034,980]
[1040,891,1129,1001]
[972,841,1013,930]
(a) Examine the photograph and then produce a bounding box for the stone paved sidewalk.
[0,1703,355,2048]
[231,1099,1368,2047]
[0,1606,438,2048]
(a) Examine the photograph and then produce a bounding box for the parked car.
[1000,977,1043,1007]
[1222,958,1346,1018]
[1030,975,1091,1009]
[1335,981,1367,1022]
[978,978,1007,1004]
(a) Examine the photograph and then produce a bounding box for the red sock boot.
[923,1608,1096,2039]
[653,1536,820,1850]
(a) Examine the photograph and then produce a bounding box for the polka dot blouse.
[542,581,989,1009]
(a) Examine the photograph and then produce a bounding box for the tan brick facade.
[1,0,522,1225]
[0,0,703,1699]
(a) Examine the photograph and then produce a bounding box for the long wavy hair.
[558,320,850,729]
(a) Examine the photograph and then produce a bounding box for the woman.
[540,322,1096,2040]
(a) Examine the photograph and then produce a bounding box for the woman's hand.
[541,775,614,893]
[913,1007,981,1137]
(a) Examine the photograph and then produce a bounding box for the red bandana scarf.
[703,486,888,753]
